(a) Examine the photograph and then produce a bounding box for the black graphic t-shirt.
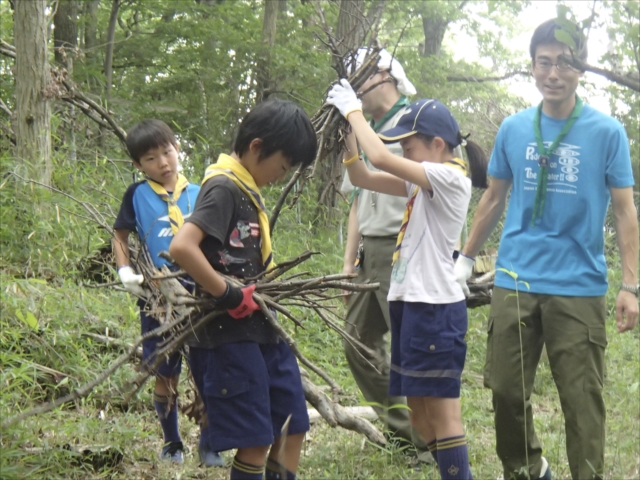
[185,175,278,348]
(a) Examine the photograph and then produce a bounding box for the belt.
[361,234,397,240]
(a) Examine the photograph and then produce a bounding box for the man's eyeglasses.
[534,60,576,73]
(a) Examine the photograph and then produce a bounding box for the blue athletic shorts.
[388,300,468,398]
[140,309,182,377]
[188,339,310,452]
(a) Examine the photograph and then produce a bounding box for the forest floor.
[1,222,638,479]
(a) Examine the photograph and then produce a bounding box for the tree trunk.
[83,0,100,64]
[256,0,280,102]
[13,0,52,186]
[54,0,78,69]
[54,0,79,162]
[336,0,366,54]
[421,17,448,57]
[104,0,121,103]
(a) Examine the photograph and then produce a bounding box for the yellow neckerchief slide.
[146,174,190,234]
[392,158,468,265]
[202,153,274,270]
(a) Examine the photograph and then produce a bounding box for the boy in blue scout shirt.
[169,100,317,480]
[113,119,223,467]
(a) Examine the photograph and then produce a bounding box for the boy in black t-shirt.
[170,100,317,480]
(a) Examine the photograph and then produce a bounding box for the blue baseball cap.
[378,99,461,147]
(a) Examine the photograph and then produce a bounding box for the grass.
[1,207,639,479]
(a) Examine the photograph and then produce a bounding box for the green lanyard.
[531,95,583,225]
[352,96,411,203]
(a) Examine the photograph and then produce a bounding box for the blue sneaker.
[160,441,184,464]
[199,446,225,467]
[538,457,552,480]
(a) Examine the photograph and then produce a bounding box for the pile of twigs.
[2,242,387,446]
[128,248,389,445]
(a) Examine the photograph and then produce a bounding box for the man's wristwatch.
[620,284,639,297]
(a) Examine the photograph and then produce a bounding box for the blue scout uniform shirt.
[114,180,200,268]
[489,103,634,296]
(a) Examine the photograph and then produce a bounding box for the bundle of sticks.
[270,44,388,230]
[125,247,388,445]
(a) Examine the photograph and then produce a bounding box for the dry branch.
[0,39,127,145]
[269,24,385,232]
[465,270,495,309]
[107,247,387,444]
[447,70,530,83]
[9,171,116,234]
[300,369,386,446]
[3,332,143,429]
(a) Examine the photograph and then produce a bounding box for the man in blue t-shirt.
[454,18,638,480]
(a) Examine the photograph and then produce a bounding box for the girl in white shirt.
[328,81,487,480]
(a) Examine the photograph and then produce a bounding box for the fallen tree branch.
[80,332,143,359]
[300,369,385,446]
[1,300,195,430]
[0,39,16,59]
[270,164,307,234]
[2,335,142,429]
[254,292,343,398]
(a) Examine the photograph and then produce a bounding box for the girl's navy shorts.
[189,339,310,452]
[389,300,468,398]
[140,309,182,377]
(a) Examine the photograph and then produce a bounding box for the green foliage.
[599,0,640,175]
[1,1,638,478]
[0,147,127,276]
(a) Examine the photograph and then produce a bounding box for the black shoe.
[160,441,184,464]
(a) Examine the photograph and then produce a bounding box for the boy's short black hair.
[234,100,317,168]
[530,18,588,62]
[125,119,177,163]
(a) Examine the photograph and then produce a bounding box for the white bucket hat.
[352,47,417,96]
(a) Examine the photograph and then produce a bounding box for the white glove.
[326,79,362,119]
[454,254,475,297]
[118,266,146,297]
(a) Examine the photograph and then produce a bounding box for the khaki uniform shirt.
[340,107,408,237]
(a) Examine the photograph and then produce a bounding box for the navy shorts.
[140,309,182,377]
[389,300,468,398]
[189,339,310,452]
